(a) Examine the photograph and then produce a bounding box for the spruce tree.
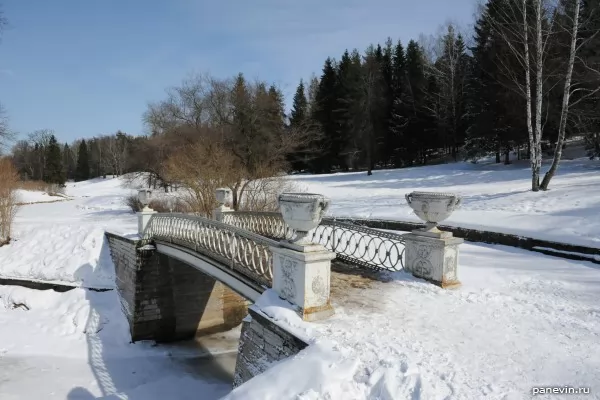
[75,139,90,181]
[62,143,75,181]
[334,50,361,170]
[312,58,338,173]
[404,40,428,164]
[289,80,308,127]
[44,135,64,185]
[380,38,395,166]
[289,80,310,171]
[390,40,407,166]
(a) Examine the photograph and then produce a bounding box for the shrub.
[0,158,19,245]
[16,180,65,197]
[124,194,143,213]
[238,176,304,212]
[124,194,190,213]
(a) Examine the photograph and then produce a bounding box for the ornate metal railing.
[220,211,405,271]
[142,213,278,288]
[310,218,405,271]
[221,211,294,240]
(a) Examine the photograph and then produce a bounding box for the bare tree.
[487,0,599,191]
[0,104,13,154]
[144,73,314,209]
[0,157,19,245]
[28,129,53,180]
[540,0,600,188]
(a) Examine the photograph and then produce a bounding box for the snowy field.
[0,178,138,288]
[0,156,599,399]
[292,157,600,249]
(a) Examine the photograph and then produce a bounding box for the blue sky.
[0,0,476,143]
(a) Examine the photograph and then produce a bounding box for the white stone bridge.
[105,191,462,387]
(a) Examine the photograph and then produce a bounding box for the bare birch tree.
[488,0,600,191]
[540,0,600,188]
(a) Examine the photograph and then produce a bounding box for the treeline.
[6,0,600,194]
[10,129,157,184]
[291,0,600,178]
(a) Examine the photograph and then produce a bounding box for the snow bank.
[15,189,65,204]
[0,285,232,399]
[0,176,137,288]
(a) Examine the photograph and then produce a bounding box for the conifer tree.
[44,134,64,185]
[62,143,75,181]
[289,80,308,128]
[312,58,338,172]
[75,139,90,181]
[390,40,407,166]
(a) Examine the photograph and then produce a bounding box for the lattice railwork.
[142,213,278,288]
[219,211,406,272]
[311,218,405,271]
[221,211,294,240]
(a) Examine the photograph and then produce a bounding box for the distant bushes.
[17,180,65,197]
[0,158,19,246]
[124,194,190,214]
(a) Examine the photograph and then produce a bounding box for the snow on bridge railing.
[142,213,279,288]
[222,211,405,271]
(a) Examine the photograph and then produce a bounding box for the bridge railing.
[142,213,279,288]
[221,211,295,241]
[221,211,405,272]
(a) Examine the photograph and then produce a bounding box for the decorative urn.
[278,193,330,246]
[138,189,152,211]
[405,191,462,237]
[215,188,232,206]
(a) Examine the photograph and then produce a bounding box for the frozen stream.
[0,285,239,399]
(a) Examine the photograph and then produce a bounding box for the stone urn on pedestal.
[137,189,157,235]
[278,193,330,252]
[404,191,464,288]
[213,188,232,222]
[270,193,336,321]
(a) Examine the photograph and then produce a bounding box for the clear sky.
[0,0,476,143]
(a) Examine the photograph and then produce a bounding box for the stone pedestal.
[270,244,336,321]
[403,232,463,288]
[137,208,157,235]
[212,205,232,222]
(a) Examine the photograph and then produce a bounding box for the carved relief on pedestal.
[278,255,297,301]
[443,245,458,281]
[311,275,329,304]
[410,243,434,279]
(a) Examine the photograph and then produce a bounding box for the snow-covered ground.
[229,245,600,399]
[0,177,138,288]
[292,158,600,248]
[15,189,66,204]
[0,285,237,399]
[1,156,599,399]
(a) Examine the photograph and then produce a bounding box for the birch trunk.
[522,0,538,191]
[532,0,544,191]
[540,0,580,190]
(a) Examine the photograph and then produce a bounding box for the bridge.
[105,191,459,387]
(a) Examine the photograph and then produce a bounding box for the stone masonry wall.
[233,307,308,387]
[105,232,249,342]
[105,232,139,334]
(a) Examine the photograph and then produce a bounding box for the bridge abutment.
[106,233,249,342]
